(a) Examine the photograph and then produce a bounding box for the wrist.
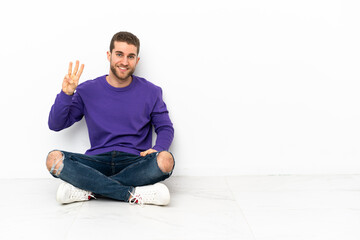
[62,89,74,96]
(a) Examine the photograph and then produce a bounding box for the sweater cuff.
[153,146,166,152]
[58,90,74,104]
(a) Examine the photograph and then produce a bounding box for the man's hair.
[109,31,140,55]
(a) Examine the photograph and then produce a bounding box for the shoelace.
[69,186,95,201]
[129,192,144,206]
[129,190,159,206]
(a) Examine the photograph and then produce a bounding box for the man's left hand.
[140,148,157,157]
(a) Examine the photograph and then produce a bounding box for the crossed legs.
[45,150,174,202]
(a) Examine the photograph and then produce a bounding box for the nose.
[120,56,128,66]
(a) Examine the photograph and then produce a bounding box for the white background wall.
[0,0,359,178]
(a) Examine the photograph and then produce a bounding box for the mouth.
[118,66,128,72]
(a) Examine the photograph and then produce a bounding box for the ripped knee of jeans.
[46,150,65,177]
[156,151,175,174]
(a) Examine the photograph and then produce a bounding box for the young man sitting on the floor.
[46,31,175,206]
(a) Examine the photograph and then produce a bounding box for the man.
[46,31,175,206]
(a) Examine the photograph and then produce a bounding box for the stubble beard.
[110,64,135,82]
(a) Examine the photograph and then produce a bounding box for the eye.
[128,55,135,59]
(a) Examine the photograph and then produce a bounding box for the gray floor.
[0,175,359,240]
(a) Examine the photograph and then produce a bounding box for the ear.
[136,57,140,65]
[107,51,111,61]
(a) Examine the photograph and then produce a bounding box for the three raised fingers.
[68,60,84,78]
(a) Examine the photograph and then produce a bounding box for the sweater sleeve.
[151,88,174,151]
[48,90,85,131]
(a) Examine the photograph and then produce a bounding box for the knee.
[157,151,174,173]
[46,150,64,176]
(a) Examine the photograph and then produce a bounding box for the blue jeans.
[49,150,174,202]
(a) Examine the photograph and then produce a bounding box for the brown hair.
[109,31,140,55]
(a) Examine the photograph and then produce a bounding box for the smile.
[118,66,128,72]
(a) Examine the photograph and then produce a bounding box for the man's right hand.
[62,60,84,96]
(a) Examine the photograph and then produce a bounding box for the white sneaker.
[129,183,170,206]
[56,182,94,204]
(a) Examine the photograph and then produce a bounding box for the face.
[107,41,140,82]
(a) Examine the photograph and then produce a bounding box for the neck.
[106,73,133,88]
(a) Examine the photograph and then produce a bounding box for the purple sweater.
[48,75,174,156]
